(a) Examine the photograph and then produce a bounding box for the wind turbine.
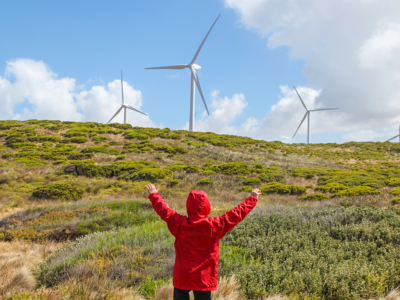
[107,71,148,124]
[386,123,400,142]
[145,14,220,131]
[292,86,338,144]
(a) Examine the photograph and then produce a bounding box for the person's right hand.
[145,183,159,195]
[251,189,262,199]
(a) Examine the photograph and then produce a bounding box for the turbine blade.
[293,85,308,111]
[123,104,148,116]
[309,108,339,112]
[145,64,189,70]
[386,135,400,142]
[292,112,308,139]
[107,106,123,124]
[190,66,209,115]
[191,14,221,64]
[121,70,124,104]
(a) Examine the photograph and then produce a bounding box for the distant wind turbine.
[386,123,400,142]
[292,86,339,144]
[145,14,221,131]
[107,71,148,124]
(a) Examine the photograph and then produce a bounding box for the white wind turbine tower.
[385,123,400,142]
[145,14,220,131]
[107,71,148,124]
[292,86,339,144]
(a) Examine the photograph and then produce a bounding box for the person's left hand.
[145,183,160,195]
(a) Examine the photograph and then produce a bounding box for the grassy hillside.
[1,119,400,299]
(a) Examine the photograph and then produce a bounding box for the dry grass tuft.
[0,240,61,296]
[381,289,400,300]
[211,276,242,300]
[153,280,174,300]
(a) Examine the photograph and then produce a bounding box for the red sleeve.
[212,196,258,239]
[148,192,184,237]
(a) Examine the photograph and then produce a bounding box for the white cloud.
[224,0,400,141]
[183,90,259,135]
[0,59,158,127]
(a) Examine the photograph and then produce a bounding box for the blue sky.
[2,0,400,143]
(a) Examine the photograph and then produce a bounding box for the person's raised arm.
[145,183,182,236]
[212,189,261,239]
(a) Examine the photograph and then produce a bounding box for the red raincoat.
[148,190,258,291]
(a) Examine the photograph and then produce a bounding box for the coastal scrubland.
[1,119,400,299]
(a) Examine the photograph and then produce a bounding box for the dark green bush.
[197,178,213,185]
[213,162,251,175]
[384,177,400,187]
[109,149,120,156]
[92,136,108,143]
[239,186,253,192]
[258,173,286,184]
[124,131,149,140]
[32,183,83,201]
[260,182,306,195]
[333,186,382,197]
[299,193,329,201]
[392,197,400,204]
[315,182,348,193]
[80,146,108,155]
[242,177,262,186]
[28,135,60,142]
[1,153,13,159]
[116,155,125,161]
[168,179,179,187]
[184,165,202,173]
[158,132,182,140]
[70,137,88,144]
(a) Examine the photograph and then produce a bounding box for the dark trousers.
[173,287,212,300]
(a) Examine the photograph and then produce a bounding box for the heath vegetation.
[1,120,400,299]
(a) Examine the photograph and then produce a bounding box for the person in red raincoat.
[145,183,261,300]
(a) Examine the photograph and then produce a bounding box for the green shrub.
[28,135,61,142]
[126,168,171,181]
[32,183,83,201]
[92,136,108,143]
[155,155,162,160]
[258,173,286,184]
[13,157,47,167]
[213,162,251,175]
[197,178,213,185]
[167,163,186,171]
[260,182,306,195]
[200,169,216,175]
[124,131,149,140]
[109,148,120,156]
[159,132,182,140]
[392,197,400,204]
[333,186,382,197]
[315,182,348,193]
[299,193,329,201]
[242,177,262,186]
[168,179,179,187]
[305,185,313,188]
[81,146,108,155]
[184,165,202,173]
[109,141,119,146]
[239,186,253,192]
[385,177,400,187]
[70,136,88,143]
[116,155,125,161]
[1,153,13,159]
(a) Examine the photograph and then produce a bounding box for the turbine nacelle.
[192,64,201,70]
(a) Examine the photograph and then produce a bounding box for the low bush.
[333,186,382,197]
[168,179,179,187]
[124,131,149,140]
[390,187,400,195]
[159,132,182,140]
[81,146,108,155]
[197,178,213,185]
[116,155,125,160]
[392,197,400,204]
[1,152,13,159]
[385,177,400,187]
[315,182,348,193]
[69,136,88,143]
[213,162,251,175]
[32,183,84,201]
[184,165,202,173]
[13,157,47,167]
[258,173,286,184]
[92,136,108,143]
[242,177,262,186]
[299,193,329,201]
[125,168,171,181]
[109,148,120,156]
[239,186,253,192]
[260,182,306,195]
